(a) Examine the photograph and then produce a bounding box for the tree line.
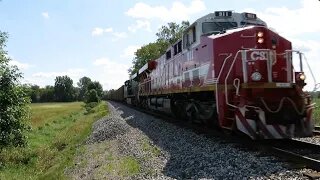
[28,76,106,103]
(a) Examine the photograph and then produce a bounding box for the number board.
[215,11,232,17]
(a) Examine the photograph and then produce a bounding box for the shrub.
[0,32,30,148]
[85,89,100,103]
[84,102,98,114]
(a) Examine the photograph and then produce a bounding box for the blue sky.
[1,0,319,90]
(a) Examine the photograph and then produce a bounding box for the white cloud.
[29,68,86,87]
[32,68,85,78]
[128,20,152,33]
[91,27,113,36]
[125,0,206,22]
[9,60,33,70]
[244,0,320,37]
[91,27,127,41]
[121,45,140,59]
[42,12,49,19]
[93,57,111,66]
[112,32,127,41]
[93,57,130,90]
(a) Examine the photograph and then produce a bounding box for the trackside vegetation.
[313,98,320,125]
[0,32,30,149]
[0,102,108,179]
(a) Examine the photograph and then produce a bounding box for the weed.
[142,140,161,156]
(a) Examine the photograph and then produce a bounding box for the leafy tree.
[87,81,103,98]
[40,85,55,102]
[129,21,189,75]
[156,21,190,44]
[129,40,168,75]
[77,76,92,101]
[54,75,75,102]
[102,90,108,100]
[29,85,40,102]
[0,32,30,148]
[27,85,55,103]
[85,89,100,103]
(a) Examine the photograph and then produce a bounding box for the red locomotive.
[112,11,315,139]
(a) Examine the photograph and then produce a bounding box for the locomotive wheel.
[192,102,217,127]
[185,102,201,123]
[171,100,187,121]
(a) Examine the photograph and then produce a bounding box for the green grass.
[96,156,140,178]
[0,101,108,180]
[141,139,161,157]
[313,99,320,125]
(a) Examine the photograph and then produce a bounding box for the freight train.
[108,11,315,139]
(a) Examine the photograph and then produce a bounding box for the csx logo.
[250,51,267,61]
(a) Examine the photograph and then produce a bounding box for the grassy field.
[313,99,320,126]
[0,102,108,179]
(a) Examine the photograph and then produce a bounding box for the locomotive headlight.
[258,38,264,44]
[257,31,264,37]
[299,73,306,81]
[251,72,262,81]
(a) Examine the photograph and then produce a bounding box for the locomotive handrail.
[233,78,240,96]
[215,53,233,114]
[260,97,309,115]
[302,53,319,92]
[224,50,242,108]
[216,53,233,81]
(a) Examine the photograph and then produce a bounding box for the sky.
[0,0,319,91]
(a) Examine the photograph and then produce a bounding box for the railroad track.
[259,139,320,179]
[314,126,320,136]
[314,130,320,136]
[111,101,320,176]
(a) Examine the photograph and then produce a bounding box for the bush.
[85,89,100,103]
[0,147,35,167]
[0,32,30,148]
[84,102,98,114]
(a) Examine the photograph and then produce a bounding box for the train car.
[109,85,124,102]
[124,11,315,139]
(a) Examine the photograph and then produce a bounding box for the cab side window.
[173,40,182,55]
[183,25,196,49]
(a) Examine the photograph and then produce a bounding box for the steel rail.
[313,130,320,136]
[267,139,320,171]
[271,147,320,171]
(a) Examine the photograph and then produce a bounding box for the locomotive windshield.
[202,22,237,34]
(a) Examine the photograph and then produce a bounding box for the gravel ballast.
[68,101,319,179]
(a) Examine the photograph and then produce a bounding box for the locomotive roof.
[190,11,267,29]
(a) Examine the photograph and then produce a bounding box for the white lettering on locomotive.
[250,51,267,61]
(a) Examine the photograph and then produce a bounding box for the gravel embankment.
[68,101,319,179]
